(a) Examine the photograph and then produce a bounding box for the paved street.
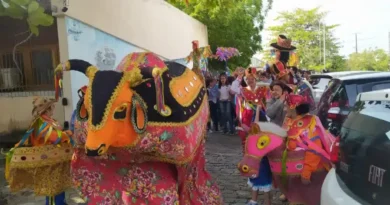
[0,132,286,205]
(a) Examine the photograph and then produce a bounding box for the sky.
[261,0,390,58]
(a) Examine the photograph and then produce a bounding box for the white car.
[321,89,390,205]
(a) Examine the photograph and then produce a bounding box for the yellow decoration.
[248,123,261,135]
[288,52,299,67]
[256,135,271,149]
[241,165,249,173]
[6,144,73,196]
[86,66,98,78]
[169,69,203,107]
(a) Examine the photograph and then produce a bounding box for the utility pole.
[388,32,390,71]
[323,24,326,70]
[318,21,321,64]
[355,33,358,53]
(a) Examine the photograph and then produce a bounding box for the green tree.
[0,0,54,35]
[347,48,389,71]
[168,0,272,71]
[263,7,344,71]
[0,0,54,77]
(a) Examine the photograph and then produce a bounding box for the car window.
[322,79,341,103]
[344,84,357,106]
[372,82,390,91]
[311,78,331,90]
[341,81,390,107]
[332,84,353,106]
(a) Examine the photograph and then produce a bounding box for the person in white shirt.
[230,67,245,96]
[218,73,235,134]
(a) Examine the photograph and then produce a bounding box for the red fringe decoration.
[54,72,63,102]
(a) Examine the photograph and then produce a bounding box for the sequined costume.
[285,94,333,181]
[56,49,223,204]
[236,68,269,152]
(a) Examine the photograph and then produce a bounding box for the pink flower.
[134,167,143,176]
[140,173,150,181]
[146,171,155,180]
[104,196,112,204]
[140,138,151,148]
[159,142,172,153]
[164,195,174,203]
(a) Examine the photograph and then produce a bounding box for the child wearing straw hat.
[5,97,74,205]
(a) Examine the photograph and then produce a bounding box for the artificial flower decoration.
[214,47,240,61]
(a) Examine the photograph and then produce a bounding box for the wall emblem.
[67,19,83,41]
[95,47,117,70]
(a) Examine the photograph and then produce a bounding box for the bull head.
[55,59,147,156]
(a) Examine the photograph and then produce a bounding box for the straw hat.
[270,35,296,51]
[32,97,56,116]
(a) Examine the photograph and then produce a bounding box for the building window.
[0,52,25,91]
[31,49,55,87]
[0,45,58,92]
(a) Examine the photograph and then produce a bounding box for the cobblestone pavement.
[0,132,286,205]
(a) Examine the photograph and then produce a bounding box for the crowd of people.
[204,65,312,135]
[4,35,333,205]
[206,35,332,205]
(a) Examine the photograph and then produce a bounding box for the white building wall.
[51,0,209,122]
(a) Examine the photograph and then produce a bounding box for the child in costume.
[246,104,273,205]
[284,94,333,186]
[5,97,74,205]
[233,67,272,205]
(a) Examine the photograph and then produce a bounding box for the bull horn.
[54,60,98,101]
[54,60,98,78]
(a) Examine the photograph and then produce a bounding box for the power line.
[342,37,375,43]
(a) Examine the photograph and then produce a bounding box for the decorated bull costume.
[56,51,222,204]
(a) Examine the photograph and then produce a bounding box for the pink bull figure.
[238,122,329,205]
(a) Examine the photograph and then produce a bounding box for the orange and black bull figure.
[55,52,208,157]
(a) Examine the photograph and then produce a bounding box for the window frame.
[0,44,59,91]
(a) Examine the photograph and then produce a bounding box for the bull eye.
[113,104,128,120]
[242,165,249,173]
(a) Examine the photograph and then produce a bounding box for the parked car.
[311,71,376,105]
[321,89,390,205]
[316,72,390,135]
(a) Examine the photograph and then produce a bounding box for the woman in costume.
[5,97,74,205]
[235,67,268,152]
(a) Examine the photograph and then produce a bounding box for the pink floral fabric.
[115,52,207,164]
[71,115,223,205]
[126,98,209,164]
